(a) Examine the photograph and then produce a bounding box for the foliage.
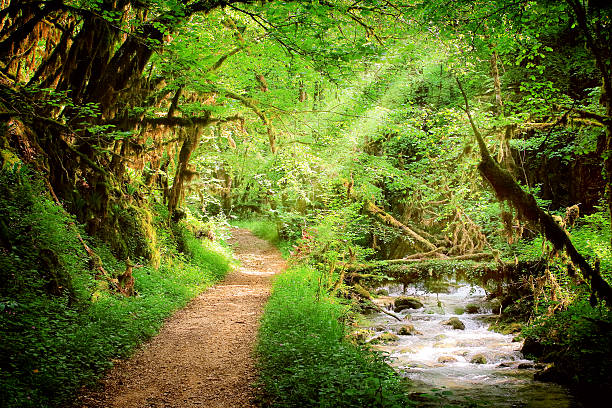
[256,265,413,408]
[0,167,234,408]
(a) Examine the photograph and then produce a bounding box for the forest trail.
[78,228,285,408]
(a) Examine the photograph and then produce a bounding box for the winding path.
[78,228,285,408]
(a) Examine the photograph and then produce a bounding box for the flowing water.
[367,282,581,407]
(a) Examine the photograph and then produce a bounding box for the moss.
[369,332,400,344]
[465,304,480,314]
[100,204,158,264]
[0,149,20,170]
[470,354,487,364]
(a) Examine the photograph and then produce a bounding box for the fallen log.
[364,200,438,251]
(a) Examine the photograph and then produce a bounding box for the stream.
[366,282,582,407]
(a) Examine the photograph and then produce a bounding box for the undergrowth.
[0,167,235,407]
[256,265,412,408]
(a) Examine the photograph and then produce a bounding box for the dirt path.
[78,228,285,408]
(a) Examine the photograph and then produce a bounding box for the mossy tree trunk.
[457,78,612,306]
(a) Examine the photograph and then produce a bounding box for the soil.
[77,228,285,408]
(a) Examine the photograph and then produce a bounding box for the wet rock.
[403,313,412,321]
[375,288,389,296]
[346,328,374,345]
[442,317,465,330]
[437,356,458,363]
[369,332,399,345]
[534,364,569,384]
[397,324,421,336]
[518,363,534,369]
[465,304,480,314]
[471,354,487,364]
[497,362,514,368]
[457,339,485,347]
[394,296,424,312]
[521,337,545,358]
[374,325,386,332]
[534,363,547,370]
[433,341,456,348]
[434,334,447,340]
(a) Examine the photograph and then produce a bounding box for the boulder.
[375,288,389,296]
[470,354,487,364]
[437,356,458,363]
[442,317,465,330]
[397,324,421,336]
[394,296,424,312]
[465,304,480,314]
[521,337,546,358]
[369,332,399,345]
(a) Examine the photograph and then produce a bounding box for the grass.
[256,265,413,408]
[0,244,235,408]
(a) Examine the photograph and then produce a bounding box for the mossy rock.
[438,356,458,363]
[394,296,424,312]
[442,317,465,330]
[369,332,400,345]
[375,288,389,296]
[347,328,374,345]
[489,321,522,335]
[487,298,503,313]
[470,354,487,364]
[398,324,421,336]
[465,304,480,314]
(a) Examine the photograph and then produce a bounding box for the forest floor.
[77,228,285,408]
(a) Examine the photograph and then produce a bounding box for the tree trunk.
[168,127,202,216]
[457,78,612,306]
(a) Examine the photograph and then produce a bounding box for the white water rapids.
[366,283,581,407]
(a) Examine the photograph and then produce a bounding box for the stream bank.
[361,281,582,407]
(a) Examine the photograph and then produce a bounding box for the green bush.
[256,266,412,408]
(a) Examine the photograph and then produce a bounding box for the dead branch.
[364,200,438,251]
